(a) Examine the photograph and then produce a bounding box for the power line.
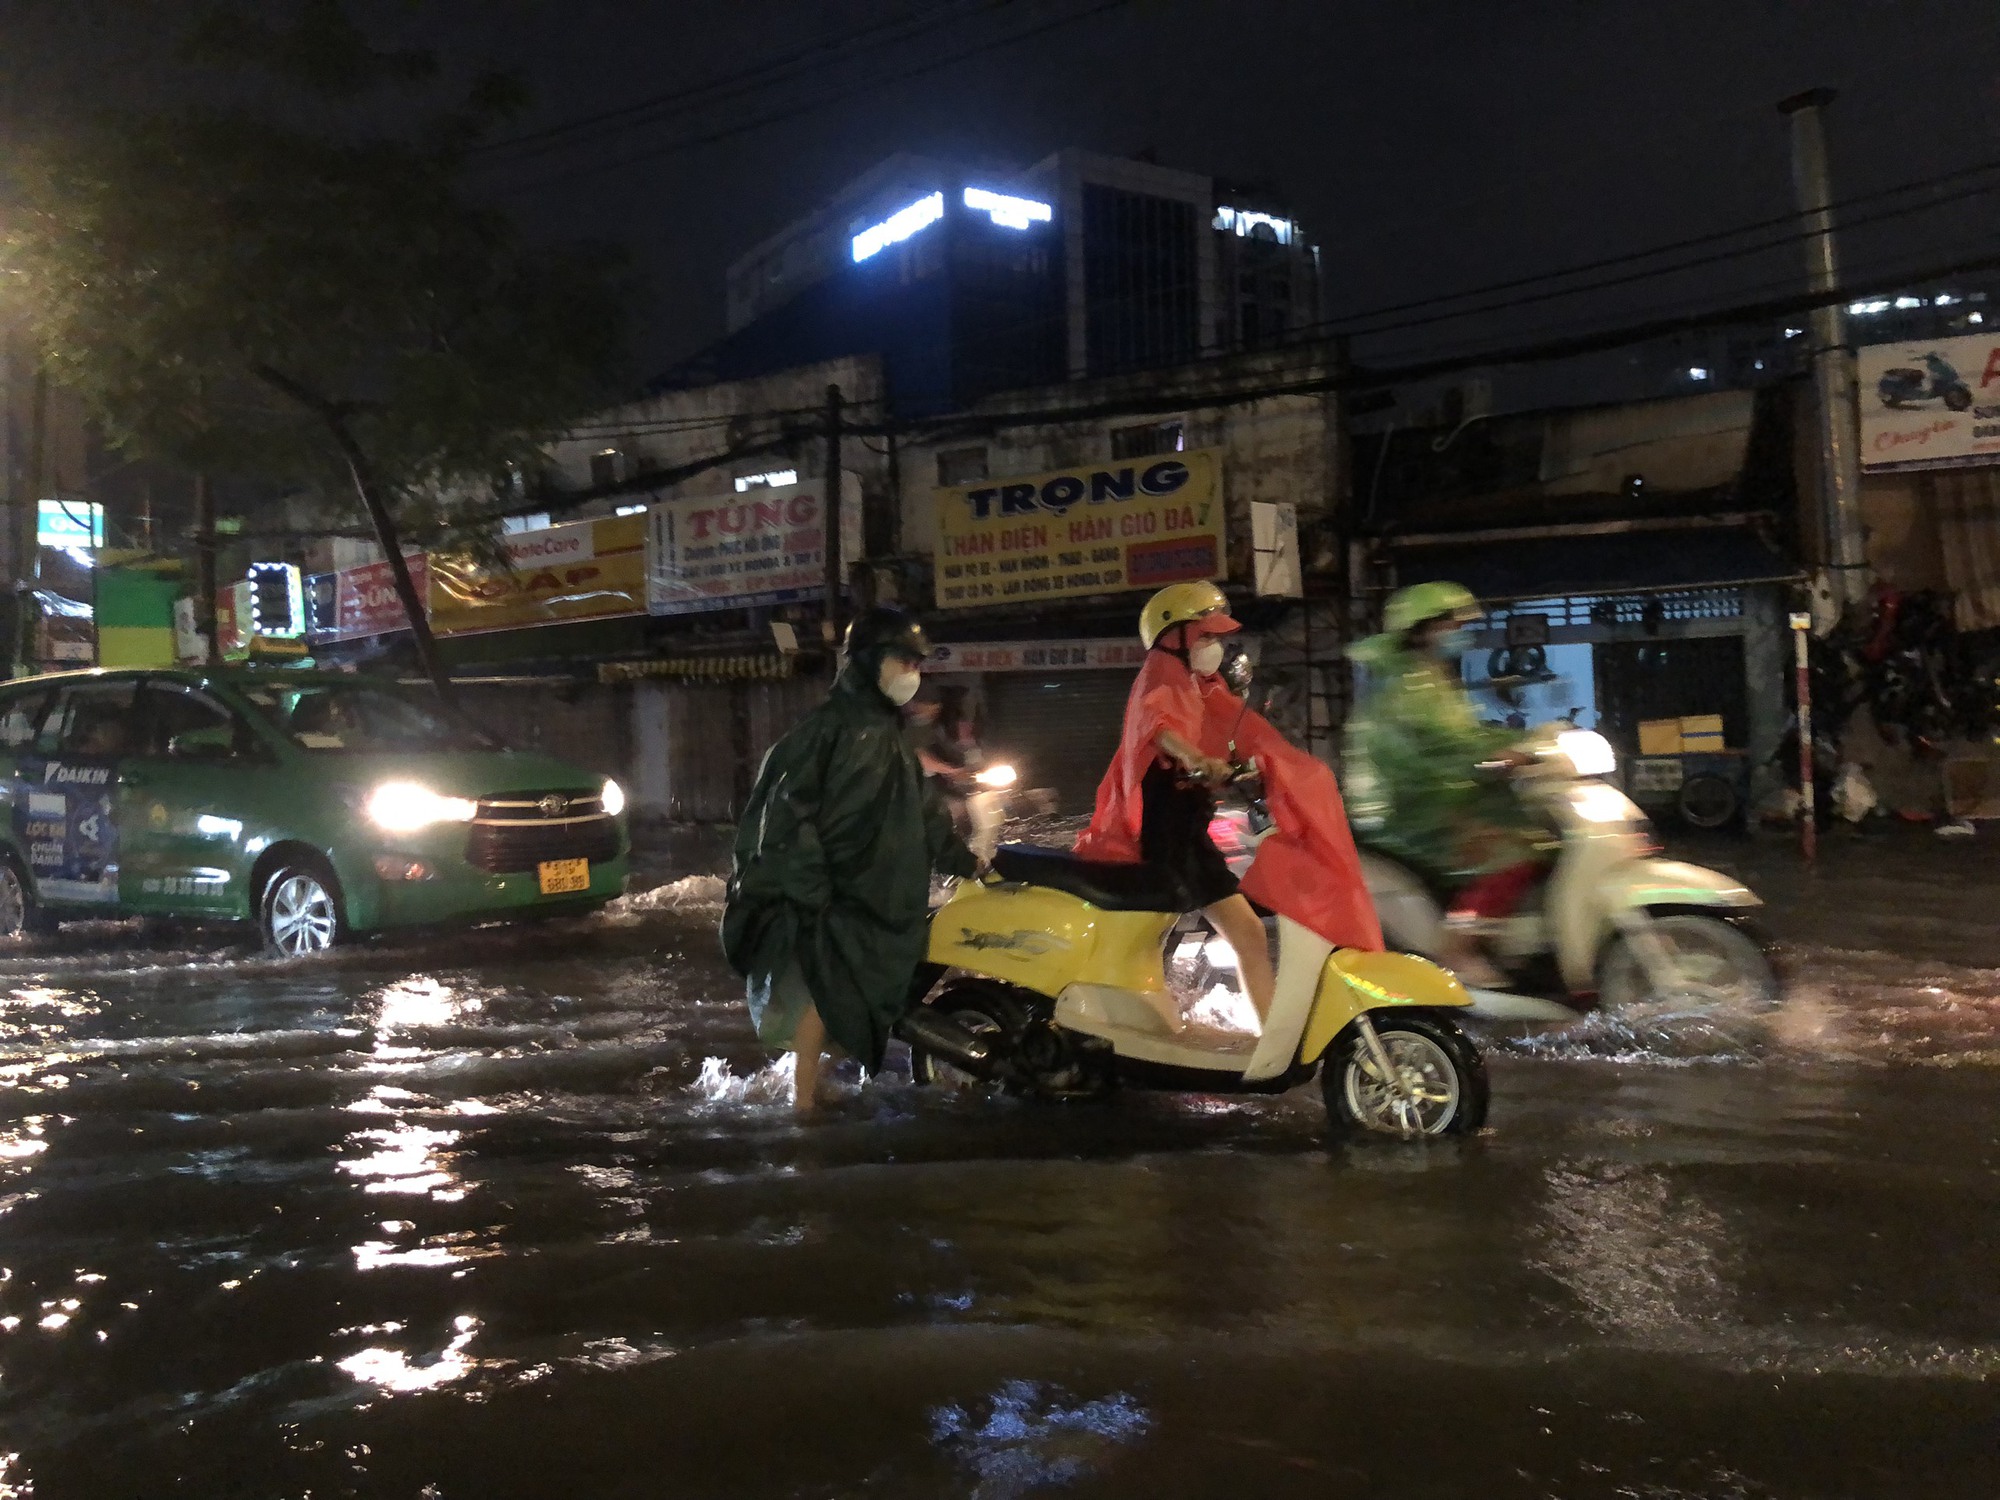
[901,157,2000,383]
[864,243,2000,444]
[470,0,985,167]
[485,0,1133,195]
[1312,154,2000,338]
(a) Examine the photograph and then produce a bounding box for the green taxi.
[0,667,629,954]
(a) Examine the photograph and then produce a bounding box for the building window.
[1082,185,1200,377]
[1109,420,1184,460]
[502,513,551,535]
[733,469,799,493]
[937,447,989,486]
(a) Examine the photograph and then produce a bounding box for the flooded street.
[1,846,1997,1499]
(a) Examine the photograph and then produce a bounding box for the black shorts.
[1139,760,1240,910]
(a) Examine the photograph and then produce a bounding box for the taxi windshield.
[238,681,500,754]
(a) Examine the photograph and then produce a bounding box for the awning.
[1392,526,1801,603]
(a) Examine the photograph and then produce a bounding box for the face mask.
[1189,638,1226,677]
[1437,627,1474,659]
[878,658,922,706]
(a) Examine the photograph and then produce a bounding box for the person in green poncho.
[1344,581,1541,987]
[722,606,978,1116]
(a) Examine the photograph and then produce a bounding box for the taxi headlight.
[365,781,477,832]
[1556,729,1617,777]
[601,778,627,818]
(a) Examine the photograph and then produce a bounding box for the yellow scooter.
[900,775,1488,1139]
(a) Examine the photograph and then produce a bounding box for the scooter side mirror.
[1221,644,1254,697]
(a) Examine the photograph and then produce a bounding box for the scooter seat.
[990,844,1184,912]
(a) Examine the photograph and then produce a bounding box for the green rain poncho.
[721,651,977,1071]
[1342,632,1537,885]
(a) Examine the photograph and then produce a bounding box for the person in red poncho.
[1075,583,1384,1023]
[1074,582,1278,1016]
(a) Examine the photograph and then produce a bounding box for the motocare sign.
[428,515,647,636]
[1858,333,2000,472]
[647,474,861,616]
[933,450,1224,609]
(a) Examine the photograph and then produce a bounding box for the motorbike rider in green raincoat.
[1344,581,1542,987]
[722,606,978,1115]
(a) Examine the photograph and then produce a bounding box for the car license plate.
[537,858,590,895]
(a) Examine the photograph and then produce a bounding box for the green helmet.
[1383,580,1481,635]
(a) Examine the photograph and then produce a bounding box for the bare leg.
[1439,926,1505,989]
[1204,894,1275,1023]
[790,1004,827,1117]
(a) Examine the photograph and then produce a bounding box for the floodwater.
[1,845,1997,1499]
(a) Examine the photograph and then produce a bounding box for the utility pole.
[821,383,844,647]
[1791,609,1817,864]
[1779,87,1868,613]
[193,472,219,665]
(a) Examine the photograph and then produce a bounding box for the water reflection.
[929,1380,1152,1500]
[1535,1163,1735,1338]
[339,1122,463,1198]
[374,977,477,1036]
[337,1314,482,1394]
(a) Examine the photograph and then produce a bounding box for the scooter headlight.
[1571,783,1643,824]
[365,781,477,832]
[1556,729,1617,777]
[974,763,1017,789]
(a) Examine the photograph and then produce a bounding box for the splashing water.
[1185,983,1261,1034]
[687,1055,796,1108]
[605,875,728,917]
[929,1380,1152,1499]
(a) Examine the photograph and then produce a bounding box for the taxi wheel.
[0,858,54,941]
[260,863,345,958]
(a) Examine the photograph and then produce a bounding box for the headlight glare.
[365,781,477,832]
[1556,729,1617,777]
[601,778,627,818]
[1571,783,1643,824]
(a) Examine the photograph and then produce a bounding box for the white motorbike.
[963,763,1017,865]
[1214,727,1778,1023]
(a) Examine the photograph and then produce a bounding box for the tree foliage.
[2,2,633,686]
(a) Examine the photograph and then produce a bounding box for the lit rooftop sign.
[963,186,1052,230]
[1214,206,1295,245]
[852,191,945,262]
[37,499,103,549]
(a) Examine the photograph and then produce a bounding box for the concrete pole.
[1779,88,1868,611]
[820,383,844,646]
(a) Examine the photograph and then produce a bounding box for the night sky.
[6,1,1999,377]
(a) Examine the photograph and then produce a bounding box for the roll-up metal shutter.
[982,671,1134,816]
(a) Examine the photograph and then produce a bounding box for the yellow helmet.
[1138,581,1239,650]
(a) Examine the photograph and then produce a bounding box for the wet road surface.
[1,847,1997,1499]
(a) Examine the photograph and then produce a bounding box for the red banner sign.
[335,555,428,640]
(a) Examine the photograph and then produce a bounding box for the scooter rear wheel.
[1323,1013,1488,1140]
[908,983,1026,1091]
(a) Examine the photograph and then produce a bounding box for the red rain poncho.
[1074,653,1383,952]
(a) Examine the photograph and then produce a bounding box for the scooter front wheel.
[1323,1014,1488,1140]
[1596,913,1777,1014]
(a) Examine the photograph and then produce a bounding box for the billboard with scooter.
[1857,332,2000,471]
